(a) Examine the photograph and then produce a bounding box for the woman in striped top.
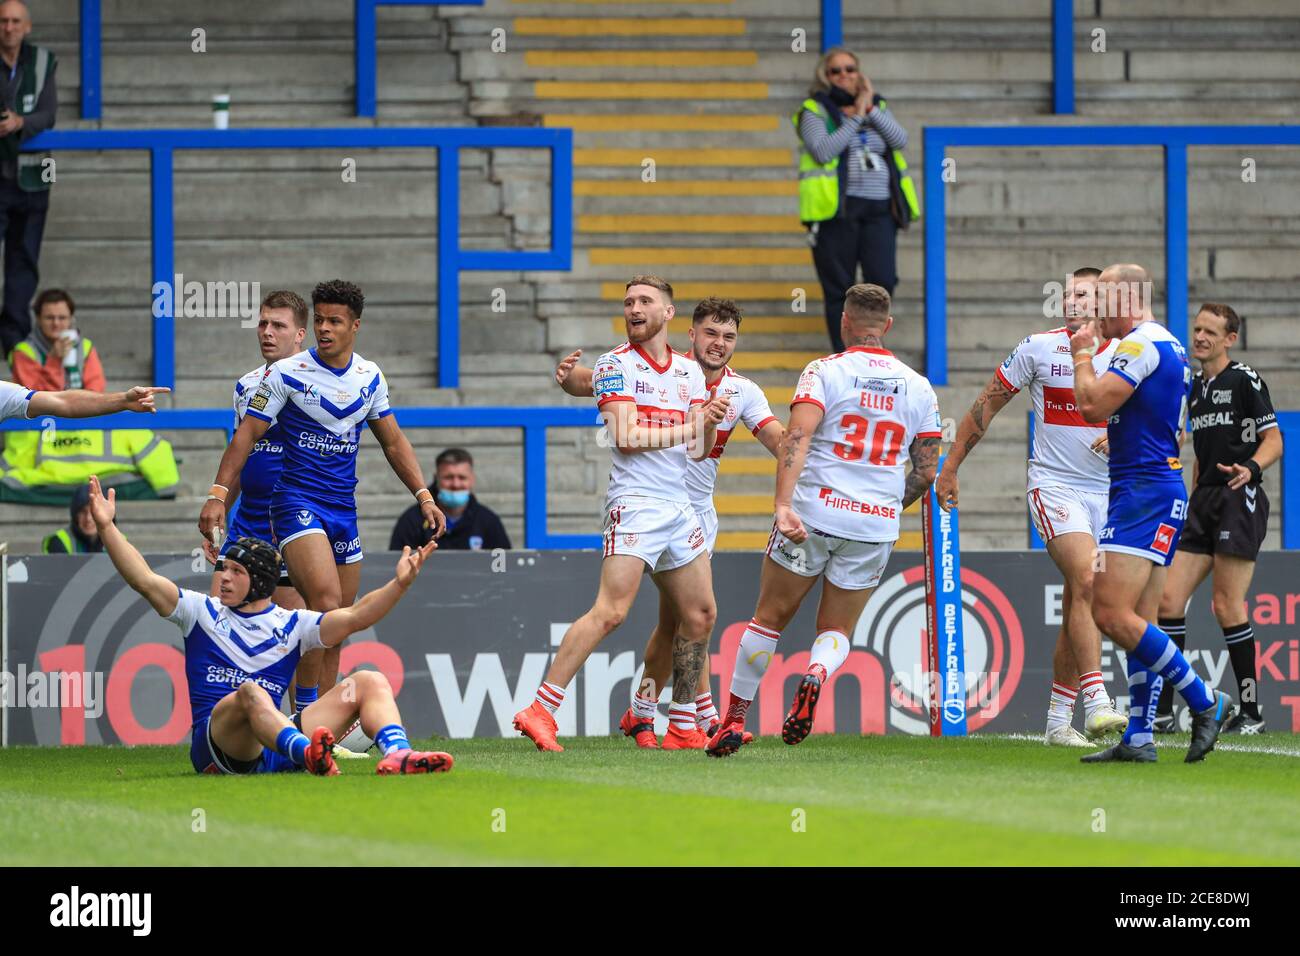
[796,47,909,352]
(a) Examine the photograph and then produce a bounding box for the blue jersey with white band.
[232,365,286,516]
[1103,321,1191,483]
[167,586,324,730]
[244,348,392,507]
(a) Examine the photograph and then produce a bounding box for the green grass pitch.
[2,734,1297,866]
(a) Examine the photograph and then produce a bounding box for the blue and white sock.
[275,726,310,766]
[1122,654,1162,747]
[294,684,319,710]
[374,723,411,756]
[1131,622,1214,713]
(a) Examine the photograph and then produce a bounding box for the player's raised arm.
[555,349,594,397]
[688,387,730,461]
[369,414,447,538]
[28,385,172,419]
[1072,322,1136,422]
[935,371,1017,511]
[199,413,271,546]
[87,476,180,617]
[601,397,699,455]
[318,541,436,647]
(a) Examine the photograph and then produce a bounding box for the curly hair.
[692,297,742,329]
[312,279,365,319]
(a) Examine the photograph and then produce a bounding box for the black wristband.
[1245,459,1263,485]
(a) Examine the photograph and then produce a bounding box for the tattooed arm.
[773,401,824,545]
[902,435,942,509]
[934,373,1017,511]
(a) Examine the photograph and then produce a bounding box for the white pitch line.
[993,731,1300,759]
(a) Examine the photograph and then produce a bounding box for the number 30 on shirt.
[834,414,906,465]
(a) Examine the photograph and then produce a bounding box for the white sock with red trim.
[731,619,781,701]
[632,692,657,722]
[695,692,718,730]
[808,629,850,680]
[535,682,565,715]
[1078,671,1108,718]
[668,700,697,733]
[1047,682,1077,731]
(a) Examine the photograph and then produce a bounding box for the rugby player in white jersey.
[207,291,307,621]
[91,476,451,776]
[707,284,941,757]
[554,297,784,748]
[0,380,168,422]
[198,280,446,712]
[935,267,1127,746]
[513,275,732,752]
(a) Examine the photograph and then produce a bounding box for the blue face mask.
[437,488,470,509]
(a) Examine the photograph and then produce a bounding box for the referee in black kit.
[1155,303,1282,734]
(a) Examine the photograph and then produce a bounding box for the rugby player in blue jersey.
[1070,263,1234,763]
[199,280,445,708]
[92,476,452,776]
[205,291,308,626]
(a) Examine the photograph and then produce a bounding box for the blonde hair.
[810,47,862,96]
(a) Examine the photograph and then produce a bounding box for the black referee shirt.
[1187,361,1277,487]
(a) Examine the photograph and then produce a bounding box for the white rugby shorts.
[765,520,892,591]
[695,504,719,556]
[603,495,707,573]
[1027,484,1108,542]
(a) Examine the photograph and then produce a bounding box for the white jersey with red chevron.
[683,365,778,510]
[995,328,1117,495]
[592,342,707,504]
[790,346,942,542]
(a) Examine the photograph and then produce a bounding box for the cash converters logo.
[853,565,1024,734]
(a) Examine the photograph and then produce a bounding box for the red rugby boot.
[513,701,564,752]
[304,726,340,776]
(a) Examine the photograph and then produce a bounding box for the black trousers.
[0,180,50,357]
[810,196,898,352]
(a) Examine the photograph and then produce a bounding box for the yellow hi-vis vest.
[792,97,921,226]
[3,427,179,497]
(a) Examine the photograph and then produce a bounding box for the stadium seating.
[0,0,1294,552]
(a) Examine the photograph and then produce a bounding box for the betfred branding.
[817,486,897,519]
[1152,523,1176,555]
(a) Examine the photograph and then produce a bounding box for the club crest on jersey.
[272,626,290,647]
[678,383,690,401]
[623,533,639,546]
[1152,523,1176,555]
[296,510,312,526]
[360,385,375,400]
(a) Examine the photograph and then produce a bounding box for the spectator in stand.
[0,1,58,358]
[10,289,103,391]
[389,448,511,551]
[794,47,916,353]
[42,482,106,553]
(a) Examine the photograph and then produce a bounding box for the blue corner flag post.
[922,457,967,736]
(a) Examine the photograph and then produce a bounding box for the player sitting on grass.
[88,475,451,777]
